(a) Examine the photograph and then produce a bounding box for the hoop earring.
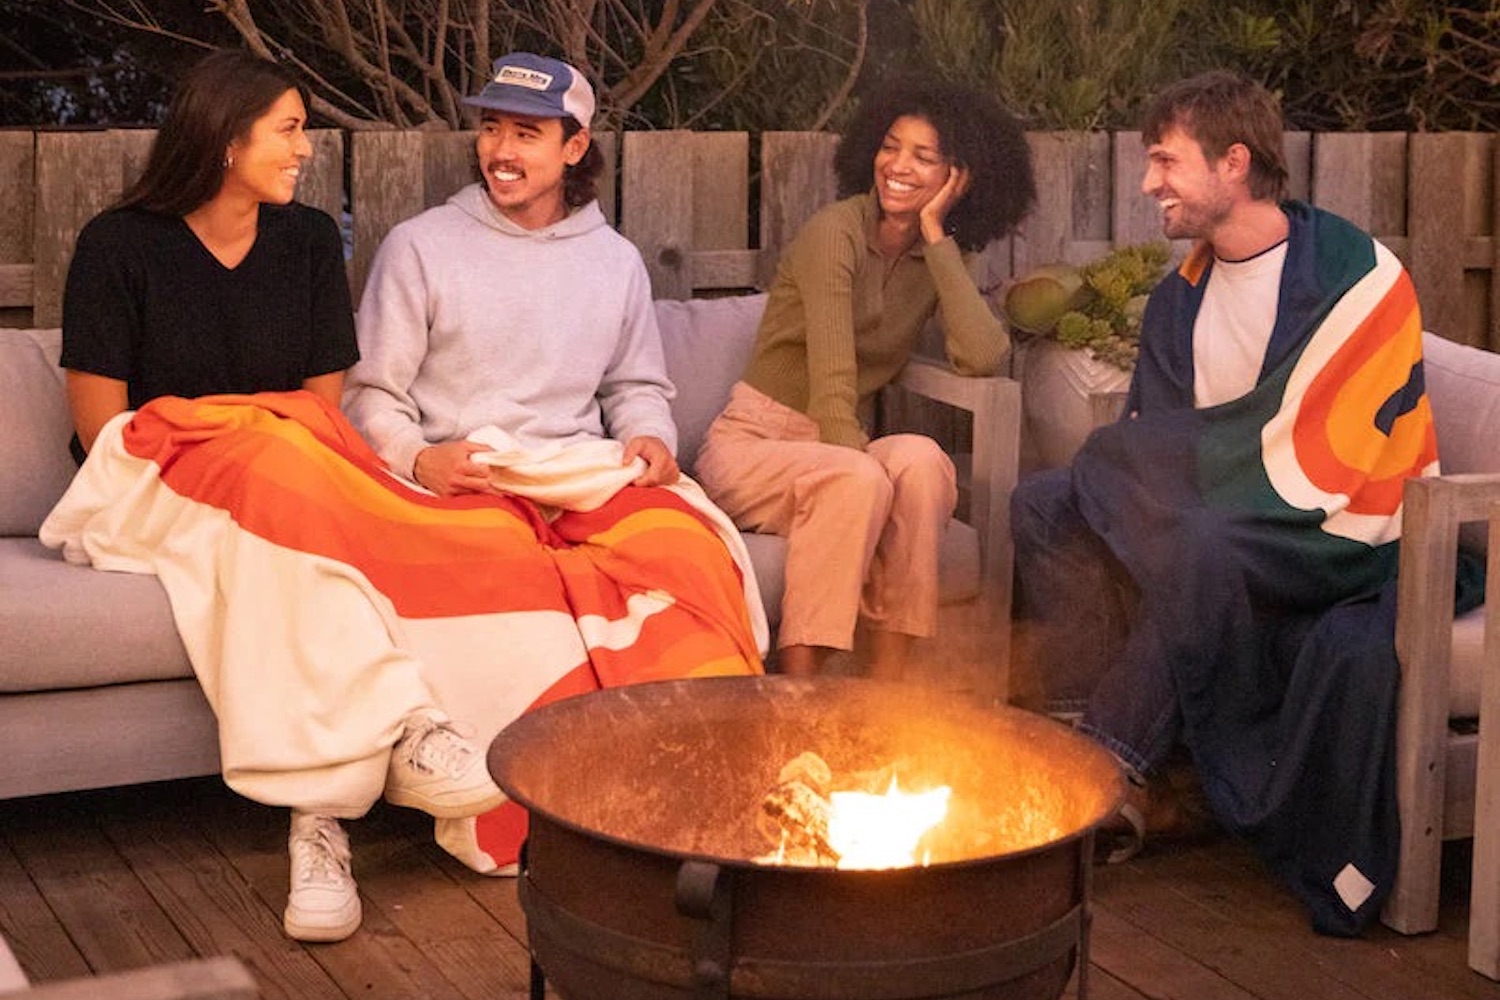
[223,155,235,170]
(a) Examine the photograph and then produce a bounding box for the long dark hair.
[834,74,1035,252]
[119,49,309,216]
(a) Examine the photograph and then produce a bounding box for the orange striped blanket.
[40,391,764,872]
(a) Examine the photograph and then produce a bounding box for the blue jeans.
[1011,468,1178,776]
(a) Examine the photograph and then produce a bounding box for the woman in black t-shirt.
[62,54,358,463]
[58,50,502,946]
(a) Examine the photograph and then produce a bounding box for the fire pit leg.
[528,957,546,1000]
[674,859,732,1000]
[1077,833,1095,1000]
[518,839,549,1000]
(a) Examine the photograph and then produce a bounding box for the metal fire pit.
[489,676,1123,1000]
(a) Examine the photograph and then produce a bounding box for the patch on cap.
[495,65,553,91]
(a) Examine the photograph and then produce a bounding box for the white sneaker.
[284,812,361,942]
[385,712,505,819]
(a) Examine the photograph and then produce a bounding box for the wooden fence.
[1,127,1497,351]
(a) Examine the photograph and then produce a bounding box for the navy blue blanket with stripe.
[1073,203,1437,935]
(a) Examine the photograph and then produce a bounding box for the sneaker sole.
[284,901,362,943]
[384,785,507,820]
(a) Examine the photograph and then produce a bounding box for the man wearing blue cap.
[343,57,765,881]
[347,52,679,493]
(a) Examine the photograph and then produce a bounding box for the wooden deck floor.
[3,598,1495,1000]
[0,773,1493,1000]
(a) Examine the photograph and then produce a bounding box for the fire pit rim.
[490,675,1127,872]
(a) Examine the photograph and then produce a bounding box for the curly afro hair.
[833,74,1036,252]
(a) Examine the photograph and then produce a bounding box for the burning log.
[757,751,841,865]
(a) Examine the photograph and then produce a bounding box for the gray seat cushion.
[0,537,192,693]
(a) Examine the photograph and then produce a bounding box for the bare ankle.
[776,644,830,676]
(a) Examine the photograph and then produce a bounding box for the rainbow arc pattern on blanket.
[122,391,763,869]
[1261,241,1436,545]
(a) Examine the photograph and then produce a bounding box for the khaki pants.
[694,382,956,650]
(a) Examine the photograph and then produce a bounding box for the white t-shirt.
[1192,241,1288,408]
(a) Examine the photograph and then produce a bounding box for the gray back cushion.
[655,295,767,473]
[0,329,75,536]
[1425,332,1500,477]
[1423,331,1500,553]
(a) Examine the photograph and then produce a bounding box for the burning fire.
[828,776,951,869]
[757,752,951,869]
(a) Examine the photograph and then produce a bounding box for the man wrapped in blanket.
[1010,71,1451,935]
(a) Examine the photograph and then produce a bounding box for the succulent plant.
[1004,242,1171,371]
[1003,263,1089,335]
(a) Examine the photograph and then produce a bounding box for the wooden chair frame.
[1383,473,1500,972]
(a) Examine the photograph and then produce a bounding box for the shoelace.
[292,818,353,886]
[399,716,475,778]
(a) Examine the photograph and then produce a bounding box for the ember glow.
[827,777,952,869]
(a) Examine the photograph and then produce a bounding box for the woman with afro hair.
[694,74,1035,679]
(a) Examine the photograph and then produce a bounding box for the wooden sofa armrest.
[1387,472,1500,933]
[890,358,1021,704]
[0,956,258,1000]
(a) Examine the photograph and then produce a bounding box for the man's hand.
[919,163,972,245]
[622,435,679,486]
[413,440,492,496]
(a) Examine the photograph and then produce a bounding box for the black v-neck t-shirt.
[61,203,359,458]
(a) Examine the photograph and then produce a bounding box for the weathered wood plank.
[621,131,697,299]
[1128,838,1499,1000]
[688,248,759,290]
[1110,131,1157,249]
[1285,131,1312,202]
[0,834,91,984]
[1018,132,1112,269]
[115,128,155,194]
[349,131,427,306]
[0,128,33,319]
[0,263,33,309]
[1095,843,1377,1000]
[593,130,618,226]
[33,132,125,328]
[298,128,345,226]
[99,803,346,1000]
[421,130,478,210]
[1312,132,1408,238]
[342,807,534,996]
[5,795,196,975]
[0,131,35,269]
[193,786,470,1000]
[1015,132,1077,271]
[758,131,838,288]
[1410,133,1486,345]
[691,131,748,254]
[1089,902,1259,1000]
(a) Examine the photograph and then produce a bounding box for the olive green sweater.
[742,192,1009,448]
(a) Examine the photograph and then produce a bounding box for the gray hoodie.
[345,183,676,480]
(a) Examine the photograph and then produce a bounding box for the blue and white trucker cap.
[463,52,595,129]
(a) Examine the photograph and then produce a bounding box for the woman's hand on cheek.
[920,164,971,244]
